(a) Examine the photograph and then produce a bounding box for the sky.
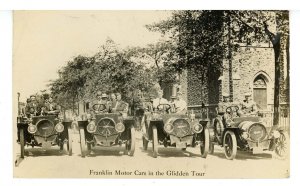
[13,10,171,101]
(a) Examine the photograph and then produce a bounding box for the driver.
[216,93,232,124]
[93,93,110,113]
[152,89,170,113]
[241,93,257,115]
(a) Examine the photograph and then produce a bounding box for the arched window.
[253,75,267,110]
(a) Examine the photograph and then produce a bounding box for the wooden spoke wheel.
[223,130,237,160]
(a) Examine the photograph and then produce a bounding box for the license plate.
[253,147,263,154]
[176,142,186,148]
[42,141,52,149]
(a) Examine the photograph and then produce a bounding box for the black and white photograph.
[13,10,290,178]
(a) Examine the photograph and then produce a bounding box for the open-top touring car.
[141,103,210,158]
[78,103,135,157]
[209,105,289,160]
[17,108,73,159]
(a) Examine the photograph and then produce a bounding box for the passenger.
[173,92,187,114]
[25,95,38,117]
[94,92,110,113]
[111,93,128,114]
[45,97,60,114]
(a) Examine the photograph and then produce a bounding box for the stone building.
[163,42,289,112]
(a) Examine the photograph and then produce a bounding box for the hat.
[101,93,108,98]
[30,95,36,98]
[222,93,230,97]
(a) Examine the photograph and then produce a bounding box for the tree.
[147,10,289,125]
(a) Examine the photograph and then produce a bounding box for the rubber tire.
[79,128,87,158]
[20,128,25,158]
[142,136,148,150]
[152,125,158,158]
[67,128,72,156]
[127,125,136,156]
[274,131,289,159]
[200,127,209,158]
[223,130,237,160]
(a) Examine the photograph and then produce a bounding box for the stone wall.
[222,46,275,110]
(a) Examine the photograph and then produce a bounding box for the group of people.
[216,92,258,124]
[92,91,128,114]
[25,95,60,117]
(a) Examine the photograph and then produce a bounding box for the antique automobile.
[78,103,135,157]
[209,105,289,160]
[141,104,210,158]
[16,103,73,159]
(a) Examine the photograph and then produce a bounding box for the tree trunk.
[272,34,281,126]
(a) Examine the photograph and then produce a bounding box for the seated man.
[216,93,232,125]
[173,92,187,114]
[25,95,38,117]
[152,90,170,113]
[111,93,128,115]
[44,97,60,115]
[241,93,257,115]
[93,92,111,113]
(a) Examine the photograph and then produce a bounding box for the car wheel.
[274,131,289,159]
[127,125,135,156]
[209,142,214,154]
[19,128,25,158]
[152,125,158,158]
[79,127,87,158]
[200,127,209,158]
[67,128,72,156]
[223,130,237,160]
[142,136,148,150]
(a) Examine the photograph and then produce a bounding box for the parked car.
[78,103,135,157]
[141,103,210,158]
[17,110,73,158]
[209,105,289,160]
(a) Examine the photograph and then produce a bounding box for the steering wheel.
[92,104,107,112]
[156,104,171,112]
[226,105,239,116]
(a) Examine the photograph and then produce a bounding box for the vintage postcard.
[13,10,290,178]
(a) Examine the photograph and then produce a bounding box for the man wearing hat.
[93,92,110,113]
[241,92,257,115]
[216,93,230,115]
[173,92,187,113]
[25,95,38,117]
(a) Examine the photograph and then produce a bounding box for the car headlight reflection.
[273,130,281,138]
[27,124,37,134]
[55,122,64,133]
[192,124,203,133]
[164,123,174,133]
[87,121,96,133]
[115,122,125,133]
